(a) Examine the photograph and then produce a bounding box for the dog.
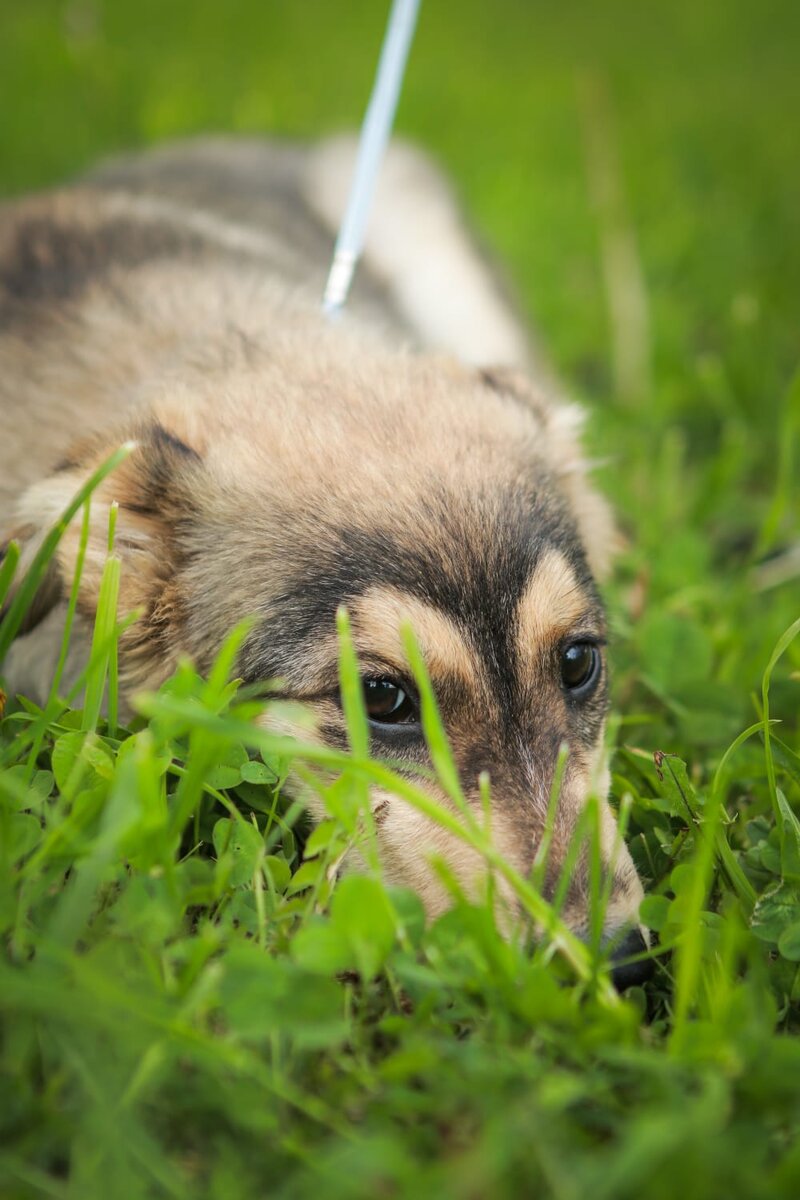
[0,136,649,983]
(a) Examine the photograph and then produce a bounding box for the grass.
[1,0,800,1196]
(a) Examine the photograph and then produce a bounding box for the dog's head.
[4,328,644,956]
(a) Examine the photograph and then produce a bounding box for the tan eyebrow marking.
[515,548,595,667]
[349,586,479,687]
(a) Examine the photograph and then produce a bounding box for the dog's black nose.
[609,927,653,991]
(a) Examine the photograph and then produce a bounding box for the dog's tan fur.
[0,136,642,942]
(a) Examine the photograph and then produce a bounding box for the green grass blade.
[335,606,369,762]
[335,606,378,868]
[0,540,21,609]
[81,554,121,733]
[761,616,800,826]
[709,719,776,911]
[531,742,569,893]
[0,443,134,663]
[669,785,722,1054]
[401,619,473,823]
[48,499,92,706]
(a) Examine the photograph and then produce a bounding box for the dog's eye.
[362,676,418,724]
[560,642,600,695]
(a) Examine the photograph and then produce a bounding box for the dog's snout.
[609,928,653,991]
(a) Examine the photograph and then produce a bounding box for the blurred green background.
[2,0,798,405]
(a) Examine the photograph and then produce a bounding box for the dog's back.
[0,136,531,507]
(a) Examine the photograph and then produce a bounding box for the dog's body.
[0,137,644,953]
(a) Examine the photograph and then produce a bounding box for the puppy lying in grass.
[0,137,649,983]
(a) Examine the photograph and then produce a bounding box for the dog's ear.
[2,418,203,682]
[478,366,619,580]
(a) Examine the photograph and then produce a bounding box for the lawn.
[1,1,799,1197]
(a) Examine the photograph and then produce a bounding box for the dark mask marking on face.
[240,479,606,746]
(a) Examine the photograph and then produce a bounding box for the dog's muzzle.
[608,927,654,991]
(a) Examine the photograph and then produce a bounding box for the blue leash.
[322,0,421,317]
